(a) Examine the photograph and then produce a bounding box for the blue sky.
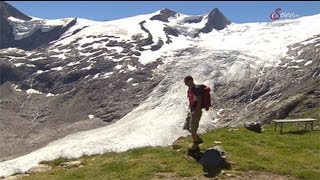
[7,1,320,23]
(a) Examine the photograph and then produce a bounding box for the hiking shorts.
[184,110,202,134]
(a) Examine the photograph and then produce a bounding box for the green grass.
[22,118,320,179]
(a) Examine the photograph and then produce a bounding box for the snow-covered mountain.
[1,1,320,177]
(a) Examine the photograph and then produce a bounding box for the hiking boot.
[187,147,202,162]
[194,138,203,144]
[188,144,200,152]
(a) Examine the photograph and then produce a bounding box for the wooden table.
[273,118,317,133]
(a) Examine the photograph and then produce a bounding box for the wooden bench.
[273,118,317,133]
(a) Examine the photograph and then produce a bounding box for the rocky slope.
[216,36,320,126]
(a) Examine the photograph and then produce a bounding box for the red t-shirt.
[187,85,203,109]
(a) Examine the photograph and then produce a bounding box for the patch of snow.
[126,78,133,82]
[288,66,300,69]
[29,57,45,61]
[127,64,137,71]
[52,66,63,71]
[88,115,94,119]
[304,60,312,66]
[144,20,167,42]
[13,63,24,67]
[293,59,305,63]
[36,70,44,74]
[67,61,80,66]
[8,16,25,22]
[51,54,67,60]
[26,89,42,94]
[93,74,100,79]
[78,51,95,57]
[217,109,224,116]
[115,65,122,69]
[112,58,123,62]
[297,49,304,56]
[46,93,58,97]
[102,72,113,79]
[13,63,35,67]
[0,47,24,54]
[81,65,93,70]
[12,84,22,92]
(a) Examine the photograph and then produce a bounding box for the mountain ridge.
[0,1,31,20]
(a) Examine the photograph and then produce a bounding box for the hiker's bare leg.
[191,133,200,142]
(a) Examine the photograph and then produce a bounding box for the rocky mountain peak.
[160,8,177,16]
[0,1,32,21]
[206,8,231,30]
[150,8,178,22]
[195,8,231,36]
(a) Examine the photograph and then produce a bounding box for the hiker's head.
[184,76,194,87]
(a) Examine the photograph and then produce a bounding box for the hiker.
[183,75,204,150]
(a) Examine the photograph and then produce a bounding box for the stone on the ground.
[25,164,52,174]
[244,121,262,133]
[60,160,82,168]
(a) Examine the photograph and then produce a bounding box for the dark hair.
[184,75,193,82]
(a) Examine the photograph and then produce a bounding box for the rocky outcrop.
[184,16,203,24]
[163,25,180,44]
[195,8,231,37]
[0,60,18,84]
[0,15,77,50]
[15,18,77,50]
[0,1,32,20]
[150,8,177,22]
[0,16,15,49]
[136,20,154,49]
[150,39,164,51]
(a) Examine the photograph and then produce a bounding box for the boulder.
[244,121,262,133]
